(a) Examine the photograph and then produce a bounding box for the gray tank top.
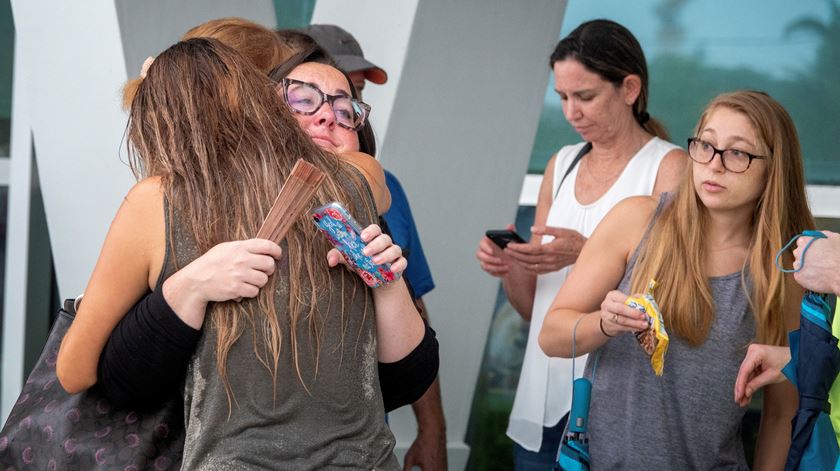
[583,194,754,470]
[161,171,399,470]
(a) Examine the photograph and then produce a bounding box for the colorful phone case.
[311,202,397,288]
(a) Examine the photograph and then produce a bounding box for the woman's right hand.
[163,239,282,328]
[598,290,650,337]
[476,224,514,277]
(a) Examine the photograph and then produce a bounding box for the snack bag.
[624,279,669,375]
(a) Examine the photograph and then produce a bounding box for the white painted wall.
[312,0,420,151]
[1,40,33,422]
[10,0,133,300]
[115,0,276,82]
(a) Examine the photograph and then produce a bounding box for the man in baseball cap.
[301,24,388,92]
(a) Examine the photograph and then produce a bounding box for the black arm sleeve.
[96,289,201,410]
[378,319,440,413]
[375,217,439,411]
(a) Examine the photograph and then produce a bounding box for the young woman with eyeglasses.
[475,19,687,468]
[539,90,810,469]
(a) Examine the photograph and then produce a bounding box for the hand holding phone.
[485,229,526,249]
[311,202,397,288]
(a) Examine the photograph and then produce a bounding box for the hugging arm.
[98,283,437,410]
[96,289,200,409]
[57,179,166,394]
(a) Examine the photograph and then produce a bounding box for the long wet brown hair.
[123,38,374,407]
[629,91,813,346]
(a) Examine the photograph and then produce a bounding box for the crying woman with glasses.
[269,48,378,171]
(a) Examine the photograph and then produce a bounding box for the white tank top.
[506,137,679,451]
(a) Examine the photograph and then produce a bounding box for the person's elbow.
[56,356,96,394]
[539,326,572,358]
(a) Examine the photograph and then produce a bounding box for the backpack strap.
[554,142,592,200]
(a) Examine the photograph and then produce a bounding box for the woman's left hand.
[734,344,790,407]
[326,224,408,277]
[598,290,650,337]
[504,225,586,274]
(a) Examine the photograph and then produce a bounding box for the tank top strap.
[153,197,174,291]
[551,142,590,201]
[627,192,672,269]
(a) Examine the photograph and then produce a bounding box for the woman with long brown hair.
[56,38,421,469]
[539,90,810,469]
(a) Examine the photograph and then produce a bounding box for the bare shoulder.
[118,177,166,285]
[661,147,688,170]
[125,176,164,204]
[605,195,659,227]
[653,147,688,195]
[543,152,558,182]
[591,195,659,256]
[121,177,165,226]
[536,152,560,202]
[339,151,390,214]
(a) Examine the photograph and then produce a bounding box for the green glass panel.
[273,0,317,30]
[0,0,14,156]
[528,0,840,185]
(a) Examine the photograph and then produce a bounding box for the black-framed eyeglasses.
[686,137,766,173]
[280,78,371,131]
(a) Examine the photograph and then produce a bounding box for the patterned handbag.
[0,299,184,470]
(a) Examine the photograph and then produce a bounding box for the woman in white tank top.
[476,19,687,469]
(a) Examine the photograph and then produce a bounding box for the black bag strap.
[554,142,592,200]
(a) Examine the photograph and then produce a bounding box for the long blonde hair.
[124,38,373,405]
[630,91,813,346]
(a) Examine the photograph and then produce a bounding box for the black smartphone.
[485,229,526,249]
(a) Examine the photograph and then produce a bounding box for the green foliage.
[465,300,530,470]
[464,387,516,471]
[781,0,840,183]
[648,54,778,145]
